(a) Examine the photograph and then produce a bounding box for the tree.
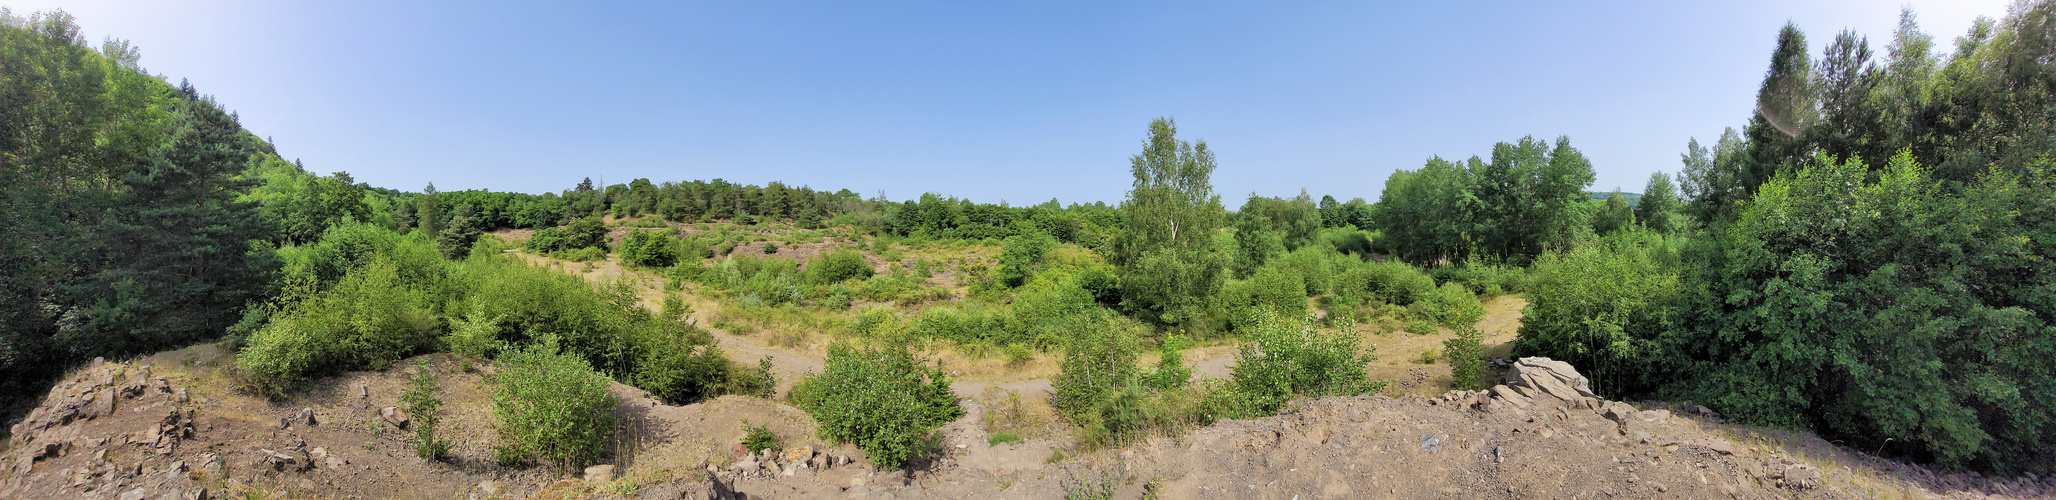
[417,183,442,237]
[437,204,482,259]
[1112,118,1228,325]
[1230,210,1284,279]
[1636,172,1682,233]
[1743,23,1817,192]
[1590,190,1635,236]
[1374,156,1478,265]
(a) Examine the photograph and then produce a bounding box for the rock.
[294,408,316,426]
[1419,434,1442,453]
[583,464,615,483]
[729,442,749,458]
[477,480,504,496]
[1603,402,1636,425]
[1493,446,1504,463]
[380,407,409,428]
[1781,465,1821,490]
[358,384,368,399]
[783,445,815,466]
[836,454,851,466]
[325,456,346,469]
[308,447,327,460]
[1635,409,1670,423]
[875,470,905,486]
[259,449,302,471]
[175,388,189,403]
[1702,438,1737,455]
[1515,357,1595,397]
[1489,385,1532,408]
[848,475,866,488]
[119,488,150,500]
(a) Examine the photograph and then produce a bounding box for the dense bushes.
[239,223,741,407]
[806,249,875,284]
[1226,310,1384,414]
[1513,229,1680,395]
[619,230,679,268]
[492,341,618,471]
[790,343,961,469]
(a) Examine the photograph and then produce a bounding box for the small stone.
[309,447,327,460]
[583,464,615,483]
[380,407,409,428]
[1419,434,1442,453]
[175,388,189,403]
[359,385,368,399]
[119,488,149,500]
[295,408,316,426]
[477,480,504,496]
[325,456,345,469]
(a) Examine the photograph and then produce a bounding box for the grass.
[989,433,1024,446]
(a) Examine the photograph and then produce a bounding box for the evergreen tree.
[417,183,442,237]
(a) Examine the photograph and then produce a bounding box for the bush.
[620,231,679,268]
[562,216,609,250]
[492,341,618,472]
[1051,313,1140,422]
[1148,336,1190,390]
[401,362,451,461]
[997,230,1057,287]
[626,322,732,405]
[806,249,875,285]
[1411,282,1484,329]
[789,343,961,469]
[741,421,779,455]
[238,257,440,393]
[1220,264,1306,331]
[1514,229,1678,396]
[1228,310,1383,414]
[1335,259,1436,307]
[1444,327,1487,391]
[1430,259,1528,295]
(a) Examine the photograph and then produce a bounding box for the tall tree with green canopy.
[1635,171,1682,233]
[1472,136,1596,262]
[417,183,442,237]
[1744,23,1817,191]
[1589,190,1635,236]
[1373,155,1478,265]
[1112,118,1227,326]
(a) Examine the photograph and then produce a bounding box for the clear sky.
[5,0,2017,205]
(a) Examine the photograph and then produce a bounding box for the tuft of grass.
[989,433,1024,446]
[1418,349,1440,364]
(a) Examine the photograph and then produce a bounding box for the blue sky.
[7,1,2016,204]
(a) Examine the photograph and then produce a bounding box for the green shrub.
[741,421,779,455]
[1229,310,1383,414]
[806,249,875,285]
[1444,327,1487,390]
[562,216,609,250]
[445,301,506,359]
[556,246,606,262]
[988,433,1024,446]
[492,341,618,472]
[527,227,568,253]
[1514,229,1678,396]
[1148,336,1190,390]
[1429,258,1528,295]
[401,362,451,461]
[1052,313,1140,422]
[620,231,679,268]
[762,242,779,254]
[1417,349,1439,364]
[238,258,440,393]
[1411,282,1485,329]
[998,229,1057,287]
[1221,264,1306,331]
[1336,259,1436,306]
[626,322,732,405]
[790,343,961,469]
[1003,343,1034,367]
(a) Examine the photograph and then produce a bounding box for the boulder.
[294,408,317,427]
[782,445,815,466]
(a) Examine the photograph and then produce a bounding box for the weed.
[988,433,1024,446]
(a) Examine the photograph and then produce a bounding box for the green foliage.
[1333,259,1436,307]
[740,421,779,455]
[445,300,506,359]
[1656,154,2055,473]
[1513,229,1679,396]
[997,229,1057,287]
[438,203,485,259]
[1230,212,1284,279]
[1148,336,1190,390]
[1227,310,1384,415]
[1373,156,1478,265]
[1052,313,1141,422]
[562,216,609,251]
[401,362,451,461]
[1417,349,1440,364]
[238,255,440,393]
[1636,171,1683,233]
[1428,258,1528,295]
[988,433,1024,446]
[1219,264,1306,331]
[1,12,278,396]
[1112,118,1229,326]
[1589,190,1636,236]
[790,343,961,469]
[619,231,679,268]
[1444,327,1488,391]
[806,249,875,285]
[1411,282,1485,329]
[492,341,618,472]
